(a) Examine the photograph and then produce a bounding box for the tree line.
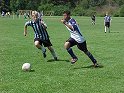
[0,0,124,16]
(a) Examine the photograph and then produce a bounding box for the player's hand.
[61,19,66,24]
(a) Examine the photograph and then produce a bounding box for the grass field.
[0,16,124,93]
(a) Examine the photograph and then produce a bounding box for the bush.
[53,5,69,16]
[113,11,119,17]
[85,9,96,16]
[38,4,54,11]
[72,6,85,16]
[120,5,124,17]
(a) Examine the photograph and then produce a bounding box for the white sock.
[105,26,107,33]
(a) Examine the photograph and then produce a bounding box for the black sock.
[67,48,77,59]
[85,51,97,64]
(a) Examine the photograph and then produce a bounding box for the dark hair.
[63,10,71,15]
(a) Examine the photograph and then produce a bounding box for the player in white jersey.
[61,11,98,67]
[104,14,111,33]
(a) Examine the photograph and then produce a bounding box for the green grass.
[0,16,124,93]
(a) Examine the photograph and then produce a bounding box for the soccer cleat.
[54,57,58,61]
[93,63,99,68]
[43,49,46,58]
[71,58,78,64]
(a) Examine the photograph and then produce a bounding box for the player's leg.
[77,41,98,67]
[94,19,96,25]
[34,40,46,58]
[43,39,57,60]
[105,26,107,33]
[108,22,110,33]
[47,46,57,60]
[65,38,78,64]
[91,20,93,25]
[105,22,107,33]
[105,25,107,33]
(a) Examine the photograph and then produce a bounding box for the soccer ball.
[22,63,31,71]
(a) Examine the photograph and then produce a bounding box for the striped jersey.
[25,18,49,41]
[104,16,111,22]
[66,18,85,43]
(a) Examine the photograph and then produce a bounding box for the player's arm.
[24,21,31,36]
[61,19,74,31]
[24,25,27,36]
[41,22,47,29]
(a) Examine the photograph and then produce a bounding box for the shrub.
[53,5,69,16]
[85,9,96,16]
[113,11,119,17]
[120,5,124,17]
[38,4,54,11]
[72,6,85,16]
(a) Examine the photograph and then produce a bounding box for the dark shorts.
[34,38,52,47]
[105,22,110,27]
[92,18,95,21]
[66,38,88,52]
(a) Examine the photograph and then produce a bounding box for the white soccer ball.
[22,63,31,71]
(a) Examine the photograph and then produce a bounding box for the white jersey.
[65,18,85,43]
[104,16,111,22]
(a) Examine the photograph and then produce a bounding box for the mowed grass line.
[0,16,124,93]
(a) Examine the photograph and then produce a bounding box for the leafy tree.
[53,5,70,16]
[88,0,106,7]
[113,0,124,6]
[120,5,124,16]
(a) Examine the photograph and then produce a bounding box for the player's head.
[31,11,38,21]
[63,10,71,21]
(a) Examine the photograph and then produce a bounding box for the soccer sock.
[85,51,97,64]
[67,48,77,59]
[105,26,107,33]
[38,45,46,53]
[41,46,46,53]
[108,27,110,33]
[50,47,57,58]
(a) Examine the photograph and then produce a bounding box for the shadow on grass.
[29,69,35,72]
[110,32,119,33]
[22,69,35,72]
[47,59,70,62]
[73,65,104,69]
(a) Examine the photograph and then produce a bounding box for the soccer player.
[24,11,57,60]
[24,13,27,20]
[91,15,96,25]
[61,11,98,67]
[1,11,5,17]
[104,14,111,33]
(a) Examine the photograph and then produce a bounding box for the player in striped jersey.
[61,11,98,67]
[24,11,57,60]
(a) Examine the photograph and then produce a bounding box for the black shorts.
[105,22,110,27]
[34,38,52,47]
[66,38,88,52]
[92,18,95,21]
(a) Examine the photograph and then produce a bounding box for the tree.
[120,5,124,17]
[113,0,124,6]
[0,0,10,12]
[89,0,106,6]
